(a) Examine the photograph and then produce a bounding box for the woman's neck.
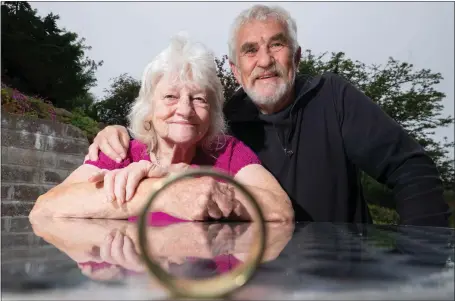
[153,139,197,167]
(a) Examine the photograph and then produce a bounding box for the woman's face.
[151,76,211,147]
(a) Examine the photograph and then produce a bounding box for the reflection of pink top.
[84,135,261,223]
[78,254,243,276]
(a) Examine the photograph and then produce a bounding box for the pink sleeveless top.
[84,135,261,224]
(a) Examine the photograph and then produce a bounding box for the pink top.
[84,135,261,224]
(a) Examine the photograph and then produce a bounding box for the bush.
[1,84,99,141]
[368,204,399,225]
[70,108,100,142]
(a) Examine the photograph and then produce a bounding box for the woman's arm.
[29,164,164,219]
[31,217,135,262]
[233,164,294,222]
[30,164,235,220]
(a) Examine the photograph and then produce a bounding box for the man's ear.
[229,60,242,85]
[294,46,302,66]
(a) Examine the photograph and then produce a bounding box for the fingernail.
[105,233,113,242]
[116,157,122,163]
[120,153,126,159]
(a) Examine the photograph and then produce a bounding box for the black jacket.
[224,72,450,226]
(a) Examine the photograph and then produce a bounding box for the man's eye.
[244,48,257,54]
[270,42,284,50]
[164,95,177,99]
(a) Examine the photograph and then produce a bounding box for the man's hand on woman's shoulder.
[87,125,130,162]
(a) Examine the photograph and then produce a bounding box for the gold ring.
[137,168,267,299]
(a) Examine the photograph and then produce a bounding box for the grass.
[368,201,454,228]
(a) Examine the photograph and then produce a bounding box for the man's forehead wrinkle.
[270,33,287,41]
[241,33,286,50]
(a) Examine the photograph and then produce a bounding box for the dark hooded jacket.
[223,72,450,226]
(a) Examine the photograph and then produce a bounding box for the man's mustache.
[251,65,285,80]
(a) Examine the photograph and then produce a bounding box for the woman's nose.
[175,97,194,116]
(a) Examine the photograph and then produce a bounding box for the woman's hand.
[99,229,145,273]
[154,176,247,221]
[88,160,167,205]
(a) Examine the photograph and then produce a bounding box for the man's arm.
[330,73,450,226]
[88,125,131,162]
[233,164,294,222]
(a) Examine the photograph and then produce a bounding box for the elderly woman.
[29,34,294,222]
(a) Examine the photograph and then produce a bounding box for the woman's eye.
[193,97,208,105]
[164,94,177,99]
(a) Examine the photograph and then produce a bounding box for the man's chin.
[245,85,288,108]
[253,78,281,89]
[248,87,280,100]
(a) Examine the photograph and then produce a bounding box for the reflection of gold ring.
[137,168,267,299]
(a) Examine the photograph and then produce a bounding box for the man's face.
[230,18,300,111]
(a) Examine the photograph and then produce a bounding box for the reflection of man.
[87,5,449,226]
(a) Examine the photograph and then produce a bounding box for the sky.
[30,1,454,152]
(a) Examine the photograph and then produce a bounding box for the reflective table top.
[2,217,454,300]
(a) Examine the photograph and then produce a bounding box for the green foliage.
[367,227,398,249]
[298,50,454,187]
[1,84,56,119]
[215,55,240,102]
[445,190,455,228]
[67,92,98,113]
[1,1,103,109]
[1,84,100,141]
[368,204,400,225]
[95,74,141,126]
[70,107,100,142]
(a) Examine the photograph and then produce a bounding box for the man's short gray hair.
[128,33,227,152]
[228,4,299,65]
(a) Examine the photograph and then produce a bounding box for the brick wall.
[1,111,89,217]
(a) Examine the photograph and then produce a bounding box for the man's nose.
[256,46,274,68]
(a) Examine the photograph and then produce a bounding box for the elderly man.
[86,5,449,226]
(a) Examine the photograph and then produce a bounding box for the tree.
[1,1,103,109]
[215,55,240,102]
[298,50,454,188]
[95,74,141,126]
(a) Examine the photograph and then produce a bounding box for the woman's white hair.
[228,4,299,65]
[128,32,227,152]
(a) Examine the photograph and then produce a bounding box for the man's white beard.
[243,73,296,111]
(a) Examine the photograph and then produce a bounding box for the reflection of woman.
[30,217,294,283]
[29,34,293,223]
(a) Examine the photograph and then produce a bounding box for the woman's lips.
[171,121,196,125]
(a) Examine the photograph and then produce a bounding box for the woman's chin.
[167,136,201,147]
